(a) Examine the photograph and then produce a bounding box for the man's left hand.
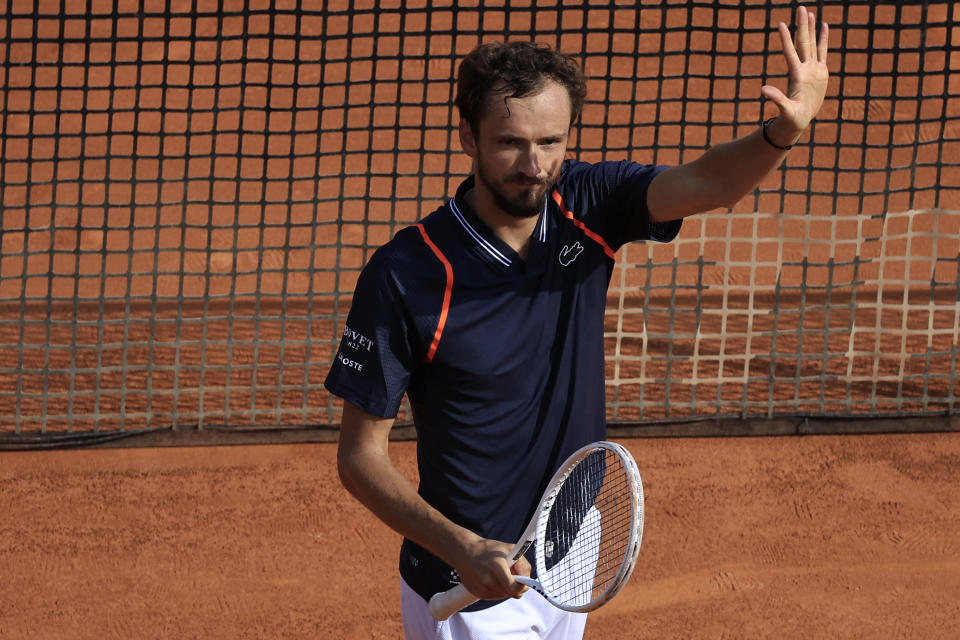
[760,5,830,139]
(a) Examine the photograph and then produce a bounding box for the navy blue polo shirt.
[325,158,681,609]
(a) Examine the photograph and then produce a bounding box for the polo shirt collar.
[447,175,549,269]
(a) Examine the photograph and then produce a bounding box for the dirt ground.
[1,433,959,639]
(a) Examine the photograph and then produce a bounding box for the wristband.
[762,117,793,151]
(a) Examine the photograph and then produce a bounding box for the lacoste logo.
[559,242,584,266]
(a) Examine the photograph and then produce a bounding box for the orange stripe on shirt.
[551,189,616,260]
[414,223,453,363]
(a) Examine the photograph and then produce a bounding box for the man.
[326,6,828,638]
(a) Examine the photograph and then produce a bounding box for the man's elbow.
[716,193,746,211]
[648,164,746,221]
[694,188,749,216]
[649,181,744,222]
[335,401,395,498]
[650,194,738,222]
[692,177,751,212]
[336,445,362,496]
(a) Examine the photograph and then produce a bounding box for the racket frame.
[524,440,644,612]
[428,440,644,620]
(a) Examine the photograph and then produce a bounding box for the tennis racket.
[428,440,644,620]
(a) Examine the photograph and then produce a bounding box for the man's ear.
[458,119,478,158]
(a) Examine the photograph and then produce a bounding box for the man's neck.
[465,187,539,261]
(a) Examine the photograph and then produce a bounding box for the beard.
[475,158,558,219]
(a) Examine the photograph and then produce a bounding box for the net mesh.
[1,0,958,440]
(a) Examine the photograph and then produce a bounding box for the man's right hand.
[449,535,531,601]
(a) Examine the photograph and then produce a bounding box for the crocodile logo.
[559,242,584,266]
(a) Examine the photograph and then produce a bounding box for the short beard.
[476,161,556,220]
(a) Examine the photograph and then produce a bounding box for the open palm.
[760,5,829,134]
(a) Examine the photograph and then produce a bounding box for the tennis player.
[325,6,828,638]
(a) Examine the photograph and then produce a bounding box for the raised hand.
[760,5,829,137]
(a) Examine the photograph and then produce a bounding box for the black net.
[1,0,957,443]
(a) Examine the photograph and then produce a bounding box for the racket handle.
[513,575,537,589]
[428,583,479,621]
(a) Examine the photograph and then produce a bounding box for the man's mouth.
[508,177,545,187]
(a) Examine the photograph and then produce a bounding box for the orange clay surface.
[2,433,960,639]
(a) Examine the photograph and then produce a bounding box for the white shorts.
[401,579,588,640]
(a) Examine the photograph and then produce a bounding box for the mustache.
[505,174,549,186]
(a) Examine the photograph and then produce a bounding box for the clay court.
[2,433,960,638]
[1,1,959,638]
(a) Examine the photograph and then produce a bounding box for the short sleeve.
[558,160,681,250]
[324,249,419,419]
[613,162,682,245]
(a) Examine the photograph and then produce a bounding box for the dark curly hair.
[455,41,587,133]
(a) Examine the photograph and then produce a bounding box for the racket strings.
[540,449,637,607]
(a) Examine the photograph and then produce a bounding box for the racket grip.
[428,583,479,621]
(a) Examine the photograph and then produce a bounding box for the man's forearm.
[695,116,800,208]
[336,401,526,600]
[648,116,804,222]
[338,444,479,567]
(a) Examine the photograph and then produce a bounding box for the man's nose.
[517,146,542,177]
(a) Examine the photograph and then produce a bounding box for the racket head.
[529,440,644,612]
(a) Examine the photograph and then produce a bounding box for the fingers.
[456,539,529,600]
[818,22,830,64]
[759,84,790,114]
[477,557,525,600]
[508,555,531,597]
[487,550,531,599]
[501,571,528,599]
[782,5,829,67]
[778,21,801,69]
[795,5,811,61]
[796,5,829,64]
[806,8,819,62]
[512,554,531,578]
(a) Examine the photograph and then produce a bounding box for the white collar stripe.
[449,199,512,266]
